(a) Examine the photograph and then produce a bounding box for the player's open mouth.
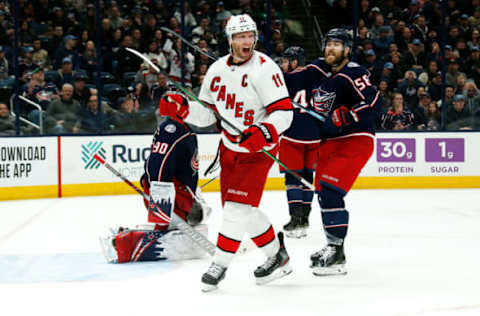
[242,48,250,54]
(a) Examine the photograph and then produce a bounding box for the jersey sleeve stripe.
[353,91,381,113]
[265,97,292,115]
[335,73,365,100]
[157,132,192,181]
[306,63,329,76]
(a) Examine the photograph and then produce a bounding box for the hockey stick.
[160,27,217,61]
[200,176,218,189]
[159,32,326,124]
[126,48,315,190]
[93,154,216,256]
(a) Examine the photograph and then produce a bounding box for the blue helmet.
[282,46,306,66]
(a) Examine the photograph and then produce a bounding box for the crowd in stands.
[0,0,479,136]
[326,0,480,130]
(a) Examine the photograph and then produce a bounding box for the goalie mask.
[225,14,258,55]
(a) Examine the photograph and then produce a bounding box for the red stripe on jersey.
[217,233,241,253]
[265,97,292,115]
[251,225,275,248]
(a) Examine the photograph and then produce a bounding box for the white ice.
[1,189,479,316]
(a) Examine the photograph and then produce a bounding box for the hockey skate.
[283,206,310,238]
[201,262,227,292]
[310,244,347,276]
[254,232,292,285]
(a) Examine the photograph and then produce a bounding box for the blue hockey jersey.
[314,59,383,138]
[282,60,330,141]
[144,118,199,193]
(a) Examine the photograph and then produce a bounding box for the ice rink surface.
[1,189,479,316]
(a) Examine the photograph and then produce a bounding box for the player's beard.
[325,50,344,66]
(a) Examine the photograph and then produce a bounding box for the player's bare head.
[225,14,257,60]
[281,46,305,72]
[323,28,352,66]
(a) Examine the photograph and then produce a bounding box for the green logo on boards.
[81,141,106,169]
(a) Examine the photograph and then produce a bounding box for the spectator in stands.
[135,59,162,90]
[23,67,59,122]
[32,39,49,69]
[108,4,124,30]
[57,57,76,85]
[192,17,211,44]
[398,70,423,108]
[111,96,140,133]
[142,41,168,71]
[413,91,430,130]
[428,71,443,101]
[0,45,8,80]
[173,3,197,31]
[79,40,98,78]
[380,92,415,130]
[363,49,383,83]
[447,94,473,130]
[373,26,393,58]
[165,38,195,89]
[116,35,143,77]
[455,73,468,95]
[465,46,480,79]
[215,1,232,26]
[377,62,395,86]
[0,102,15,135]
[438,85,455,109]
[405,38,426,71]
[411,14,428,43]
[19,46,38,82]
[396,24,412,54]
[445,59,465,89]
[467,28,480,51]
[46,83,81,134]
[425,100,441,131]
[378,80,392,111]
[151,73,168,107]
[463,81,480,115]
[73,94,114,134]
[72,73,91,107]
[54,34,77,70]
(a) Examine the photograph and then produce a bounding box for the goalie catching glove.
[239,122,279,153]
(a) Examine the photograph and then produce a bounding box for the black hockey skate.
[254,232,292,285]
[310,244,347,276]
[283,206,311,238]
[201,262,227,292]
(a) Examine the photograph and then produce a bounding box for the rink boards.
[0,132,479,200]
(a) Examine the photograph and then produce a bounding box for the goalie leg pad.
[100,225,209,263]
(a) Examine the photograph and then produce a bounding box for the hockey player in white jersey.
[181,14,294,291]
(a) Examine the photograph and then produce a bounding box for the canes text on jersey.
[210,76,254,126]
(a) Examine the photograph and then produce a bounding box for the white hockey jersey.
[187,51,293,152]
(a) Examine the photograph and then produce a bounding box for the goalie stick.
[93,154,216,256]
[125,47,315,190]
